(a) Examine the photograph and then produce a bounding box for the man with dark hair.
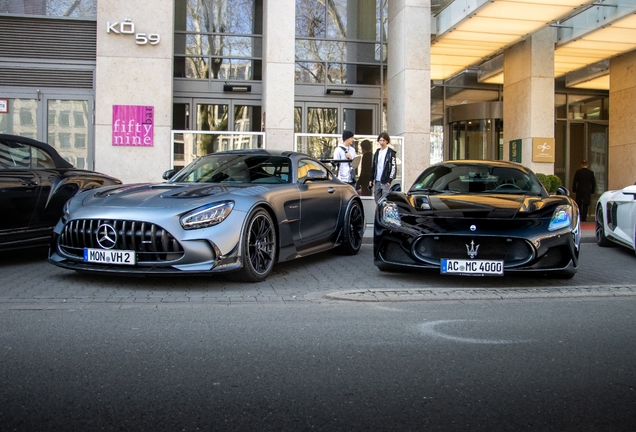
[572,160,596,222]
[333,130,356,186]
[369,132,397,204]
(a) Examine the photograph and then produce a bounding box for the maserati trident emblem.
[466,240,479,259]
[96,223,118,249]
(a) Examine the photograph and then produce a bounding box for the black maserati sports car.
[373,160,580,278]
[49,149,365,282]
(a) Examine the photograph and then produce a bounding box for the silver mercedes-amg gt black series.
[374,160,581,278]
[49,149,365,281]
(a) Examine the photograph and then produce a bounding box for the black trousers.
[576,198,589,222]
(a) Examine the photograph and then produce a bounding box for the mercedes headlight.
[379,201,402,228]
[180,201,235,230]
[548,204,573,231]
[61,199,71,223]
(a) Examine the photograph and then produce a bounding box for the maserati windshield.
[410,163,546,196]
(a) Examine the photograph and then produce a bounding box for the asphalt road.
[1,298,635,431]
[1,241,636,431]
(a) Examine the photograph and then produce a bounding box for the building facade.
[1,0,635,220]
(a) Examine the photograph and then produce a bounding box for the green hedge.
[536,173,562,193]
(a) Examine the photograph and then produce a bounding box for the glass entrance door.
[567,121,607,221]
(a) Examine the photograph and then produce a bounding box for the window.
[73,111,86,127]
[20,108,34,126]
[295,0,388,85]
[297,158,328,182]
[59,133,71,148]
[0,0,97,18]
[0,141,28,168]
[58,111,70,127]
[33,148,55,168]
[174,0,263,81]
[74,134,87,148]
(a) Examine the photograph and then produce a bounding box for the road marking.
[417,320,535,344]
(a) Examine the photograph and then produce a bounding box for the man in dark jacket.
[368,132,397,204]
[572,160,596,222]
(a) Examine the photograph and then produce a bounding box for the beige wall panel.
[94,124,172,183]
[502,80,531,141]
[388,0,431,184]
[387,4,406,82]
[609,89,636,147]
[608,144,636,190]
[609,51,636,189]
[266,129,295,151]
[387,70,406,134]
[95,0,174,183]
[503,27,554,174]
[402,132,431,188]
[97,0,174,59]
[610,51,636,94]
[263,0,295,151]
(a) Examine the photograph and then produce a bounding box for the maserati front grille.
[412,235,534,267]
[58,219,184,263]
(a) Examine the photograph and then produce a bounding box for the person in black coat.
[355,139,373,196]
[572,160,596,222]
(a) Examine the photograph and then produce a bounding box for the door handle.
[21,181,39,186]
[328,187,335,194]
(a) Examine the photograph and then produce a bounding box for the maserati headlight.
[180,201,235,230]
[548,204,573,231]
[380,201,402,228]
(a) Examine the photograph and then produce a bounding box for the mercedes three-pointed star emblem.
[96,223,118,249]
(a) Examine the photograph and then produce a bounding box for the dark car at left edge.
[0,134,121,251]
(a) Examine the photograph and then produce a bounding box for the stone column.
[262,0,295,151]
[95,0,174,183]
[503,27,555,175]
[609,51,636,190]
[387,0,431,188]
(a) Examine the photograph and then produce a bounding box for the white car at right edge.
[595,184,636,254]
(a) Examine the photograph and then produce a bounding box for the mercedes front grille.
[59,219,184,263]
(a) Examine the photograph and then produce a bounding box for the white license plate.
[441,259,503,276]
[84,248,136,265]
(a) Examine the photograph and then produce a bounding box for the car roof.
[202,149,313,159]
[0,133,73,169]
[433,159,531,172]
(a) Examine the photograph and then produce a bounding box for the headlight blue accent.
[180,201,235,230]
[548,204,572,231]
[380,201,402,228]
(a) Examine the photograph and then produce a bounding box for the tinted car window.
[171,154,291,184]
[0,141,30,168]
[411,164,545,195]
[34,148,56,168]
[297,159,328,183]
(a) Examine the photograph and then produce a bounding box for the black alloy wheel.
[235,209,276,282]
[595,206,612,247]
[339,200,364,255]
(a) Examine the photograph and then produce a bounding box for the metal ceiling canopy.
[431,0,598,81]
[555,0,636,79]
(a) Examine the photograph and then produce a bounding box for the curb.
[323,285,636,302]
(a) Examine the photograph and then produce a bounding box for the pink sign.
[112,105,154,146]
